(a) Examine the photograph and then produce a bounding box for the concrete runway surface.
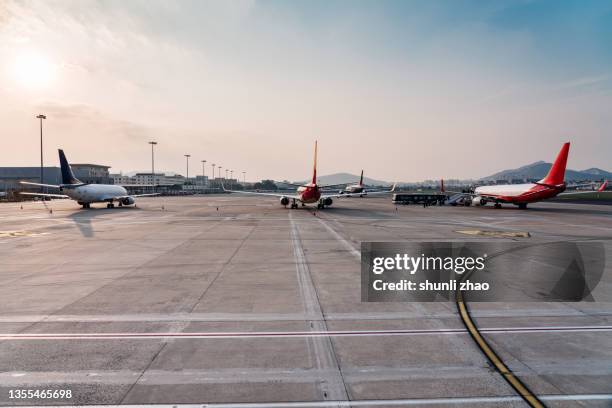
[0,196,610,407]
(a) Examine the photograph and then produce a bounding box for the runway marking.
[4,360,612,385]
[289,212,348,402]
[456,229,531,238]
[3,306,609,323]
[2,325,611,340]
[315,217,360,260]
[12,394,612,407]
[0,230,50,238]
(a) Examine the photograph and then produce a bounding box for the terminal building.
[0,167,62,192]
[71,163,112,184]
[110,173,192,187]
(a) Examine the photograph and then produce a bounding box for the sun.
[12,51,57,89]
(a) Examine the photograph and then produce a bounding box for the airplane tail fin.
[539,142,570,185]
[58,149,81,185]
[359,170,364,186]
[311,141,317,185]
[598,180,608,192]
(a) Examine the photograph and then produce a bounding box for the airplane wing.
[102,193,161,201]
[560,180,608,194]
[330,183,397,198]
[19,181,60,189]
[19,192,69,199]
[222,186,302,200]
[278,182,351,189]
[318,183,352,189]
[130,193,161,197]
[118,184,159,187]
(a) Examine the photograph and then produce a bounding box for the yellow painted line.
[455,230,530,238]
[0,231,50,238]
[456,292,545,408]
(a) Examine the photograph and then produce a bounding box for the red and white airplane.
[223,141,394,209]
[339,170,395,197]
[466,142,607,208]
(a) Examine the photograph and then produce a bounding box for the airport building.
[0,167,62,191]
[71,163,113,184]
[132,173,186,186]
[111,174,132,185]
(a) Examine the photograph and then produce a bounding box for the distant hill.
[482,161,611,182]
[294,172,390,186]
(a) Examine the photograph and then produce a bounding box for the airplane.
[457,142,607,209]
[339,170,395,197]
[223,141,394,209]
[19,149,158,209]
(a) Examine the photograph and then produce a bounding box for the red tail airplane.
[223,141,394,208]
[458,142,607,208]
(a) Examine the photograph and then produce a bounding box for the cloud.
[35,101,151,142]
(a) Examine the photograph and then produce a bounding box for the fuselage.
[474,183,566,204]
[297,184,321,203]
[61,184,128,204]
[344,184,364,194]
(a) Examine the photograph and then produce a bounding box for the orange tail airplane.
[456,142,607,208]
[223,141,394,209]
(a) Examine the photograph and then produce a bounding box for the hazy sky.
[1,0,610,181]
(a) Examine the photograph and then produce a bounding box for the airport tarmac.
[0,196,610,407]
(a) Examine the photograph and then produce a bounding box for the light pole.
[201,160,206,186]
[225,169,228,180]
[36,114,46,192]
[242,171,246,184]
[184,154,191,183]
[148,141,157,185]
[218,166,223,180]
[212,163,216,186]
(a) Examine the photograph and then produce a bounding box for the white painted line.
[13,394,612,407]
[2,325,611,340]
[316,217,360,260]
[1,307,609,323]
[289,211,348,402]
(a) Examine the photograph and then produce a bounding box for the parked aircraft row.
[222,141,395,209]
[18,141,606,210]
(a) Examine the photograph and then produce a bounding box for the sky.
[0,0,611,182]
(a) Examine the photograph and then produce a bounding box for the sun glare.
[12,51,57,89]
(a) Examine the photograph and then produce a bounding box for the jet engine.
[323,197,333,206]
[280,197,289,206]
[121,197,135,206]
[473,196,487,206]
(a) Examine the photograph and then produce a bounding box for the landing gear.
[518,203,528,209]
[106,202,115,209]
[494,203,502,209]
[290,199,298,209]
[317,203,323,209]
[81,203,91,209]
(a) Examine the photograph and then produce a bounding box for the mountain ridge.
[293,172,390,186]
[482,162,611,182]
